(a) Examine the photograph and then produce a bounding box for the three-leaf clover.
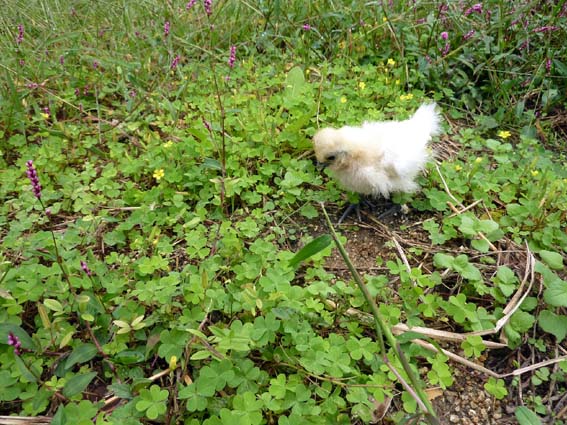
[135,385,169,420]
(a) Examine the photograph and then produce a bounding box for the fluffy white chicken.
[313,103,441,219]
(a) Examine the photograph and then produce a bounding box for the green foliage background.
[1,0,566,423]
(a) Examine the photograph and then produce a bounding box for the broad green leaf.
[15,356,38,383]
[44,299,64,312]
[289,234,332,268]
[284,66,306,101]
[539,250,564,270]
[543,280,567,307]
[114,350,145,364]
[515,406,542,425]
[538,310,567,341]
[62,372,97,397]
[65,343,98,370]
[433,253,453,269]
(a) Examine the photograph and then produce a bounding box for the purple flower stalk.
[440,43,450,57]
[464,3,482,16]
[545,58,552,72]
[204,0,212,16]
[8,332,22,356]
[463,30,475,40]
[186,0,197,9]
[202,118,212,133]
[81,261,92,276]
[302,23,312,31]
[228,45,236,68]
[440,31,449,40]
[164,21,170,37]
[16,24,24,45]
[59,55,65,65]
[533,26,558,33]
[26,160,42,199]
[93,60,99,70]
[171,55,180,70]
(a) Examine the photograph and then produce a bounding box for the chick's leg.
[337,203,362,224]
[337,197,402,223]
[337,196,376,224]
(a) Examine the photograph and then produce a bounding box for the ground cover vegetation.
[1,0,566,423]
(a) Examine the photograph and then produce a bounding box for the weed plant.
[1,0,566,423]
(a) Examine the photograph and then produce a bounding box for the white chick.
[313,102,440,201]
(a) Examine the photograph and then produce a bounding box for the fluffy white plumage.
[313,103,441,198]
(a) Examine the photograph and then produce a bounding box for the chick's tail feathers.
[410,102,441,138]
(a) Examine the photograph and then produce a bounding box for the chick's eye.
[326,155,336,161]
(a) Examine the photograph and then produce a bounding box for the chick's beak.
[316,161,329,170]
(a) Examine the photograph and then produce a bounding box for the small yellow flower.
[340,96,347,104]
[474,157,483,163]
[399,93,414,101]
[497,130,511,139]
[358,81,366,90]
[169,356,177,370]
[383,16,388,22]
[40,113,50,120]
[531,170,539,177]
[339,40,346,49]
[163,141,173,148]
[395,79,400,85]
[153,169,165,181]
[454,164,463,172]
[387,58,396,66]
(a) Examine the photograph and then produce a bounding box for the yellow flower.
[399,93,414,101]
[497,130,511,139]
[358,81,366,90]
[387,58,396,66]
[153,169,165,181]
[531,170,539,177]
[339,40,346,49]
[395,79,400,85]
[474,157,483,163]
[340,96,347,104]
[454,164,462,172]
[163,141,173,148]
[382,17,388,22]
[40,113,50,120]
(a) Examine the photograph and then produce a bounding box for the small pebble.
[450,414,460,423]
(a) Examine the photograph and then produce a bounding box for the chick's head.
[312,127,351,171]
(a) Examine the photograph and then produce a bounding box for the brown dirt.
[293,203,526,424]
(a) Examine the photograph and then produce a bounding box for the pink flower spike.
[228,45,236,68]
[440,31,449,40]
[302,23,312,31]
[16,24,24,45]
[463,30,475,40]
[8,332,22,356]
[204,0,212,16]
[464,3,482,16]
[81,261,93,276]
[25,160,42,199]
[171,55,181,70]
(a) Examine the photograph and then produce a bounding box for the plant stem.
[320,203,438,422]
